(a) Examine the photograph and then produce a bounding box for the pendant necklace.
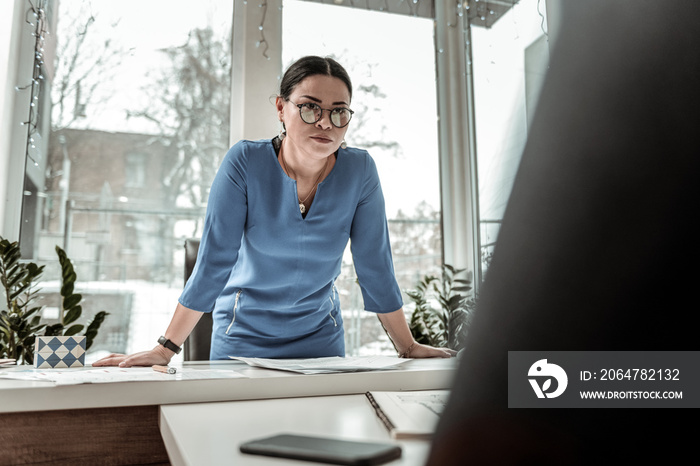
[281,150,330,214]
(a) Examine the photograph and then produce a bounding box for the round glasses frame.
[290,101,354,128]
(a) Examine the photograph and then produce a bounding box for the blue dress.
[178,138,403,359]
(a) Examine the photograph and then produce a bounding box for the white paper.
[229,355,410,374]
[367,390,450,439]
[0,366,246,385]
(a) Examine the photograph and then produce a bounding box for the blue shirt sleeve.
[178,142,248,312]
[349,155,404,313]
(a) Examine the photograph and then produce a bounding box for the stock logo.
[528,359,568,398]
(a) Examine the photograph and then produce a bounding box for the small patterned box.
[34,336,86,368]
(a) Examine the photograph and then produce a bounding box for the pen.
[152,365,177,374]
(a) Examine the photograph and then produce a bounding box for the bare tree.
[126,28,231,215]
[51,1,126,131]
[350,81,402,158]
[389,201,442,283]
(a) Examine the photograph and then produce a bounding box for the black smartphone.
[239,433,402,465]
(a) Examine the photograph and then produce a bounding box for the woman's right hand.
[91,345,173,368]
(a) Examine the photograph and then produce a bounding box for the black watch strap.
[158,336,182,354]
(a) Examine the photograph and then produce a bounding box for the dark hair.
[279,56,353,101]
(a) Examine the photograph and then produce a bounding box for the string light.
[16,0,49,168]
[537,0,548,41]
[256,2,270,60]
[250,0,434,60]
[13,0,537,129]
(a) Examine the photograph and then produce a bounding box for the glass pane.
[471,0,549,276]
[283,0,442,355]
[20,0,233,363]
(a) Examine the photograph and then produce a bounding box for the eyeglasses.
[291,101,354,128]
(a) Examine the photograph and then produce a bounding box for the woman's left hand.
[406,342,457,359]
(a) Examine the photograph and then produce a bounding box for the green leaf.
[60,282,74,297]
[452,285,472,292]
[64,324,84,336]
[63,271,77,285]
[24,306,43,318]
[447,295,464,311]
[63,305,82,325]
[8,314,20,329]
[44,323,64,336]
[6,271,26,288]
[9,283,31,300]
[62,294,82,311]
[30,323,47,334]
[26,262,45,277]
[84,311,109,350]
[405,290,422,301]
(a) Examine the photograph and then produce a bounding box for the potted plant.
[404,264,475,352]
[0,236,108,365]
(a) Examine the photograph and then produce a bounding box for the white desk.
[160,394,433,466]
[0,359,455,413]
[0,359,456,464]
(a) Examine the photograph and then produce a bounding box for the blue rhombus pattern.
[34,336,86,369]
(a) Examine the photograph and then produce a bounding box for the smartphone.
[239,433,402,465]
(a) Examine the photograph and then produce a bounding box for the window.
[8,0,545,361]
[124,153,147,188]
[12,0,441,360]
[282,0,442,355]
[17,0,234,363]
[470,0,550,277]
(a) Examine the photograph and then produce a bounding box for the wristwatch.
[157,336,182,354]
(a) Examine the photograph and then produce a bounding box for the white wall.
[0,0,22,240]
[1,0,41,242]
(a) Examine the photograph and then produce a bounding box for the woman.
[94,56,454,367]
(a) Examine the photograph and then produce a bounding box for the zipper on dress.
[328,285,338,327]
[225,290,242,334]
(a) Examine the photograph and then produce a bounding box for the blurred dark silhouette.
[426,1,700,464]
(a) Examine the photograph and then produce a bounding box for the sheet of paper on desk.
[229,355,410,374]
[0,367,247,385]
[365,390,450,440]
